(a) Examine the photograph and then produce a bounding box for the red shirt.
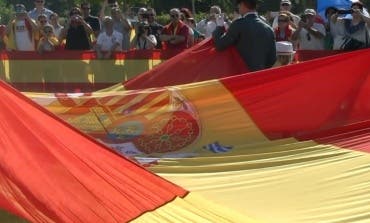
[162,20,189,50]
[274,26,294,42]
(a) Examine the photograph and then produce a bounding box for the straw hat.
[276,41,295,55]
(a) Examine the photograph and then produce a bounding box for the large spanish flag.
[0,81,256,222]
[23,48,370,222]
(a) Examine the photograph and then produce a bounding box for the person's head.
[14,4,27,20]
[276,41,295,65]
[49,13,59,25]
[277,13,290,29]
[209,5,221,18]
[236,0,257,15]
[111,7,121,20]
[69,7,82,26]
[351,1,364,10]
[69,7,81,17]
[169,8,181,24]
[351,1,365,19]
[138,7,148,22]
[146,8,156,23]
[103,16,114,33]
[280,0,292,12]
[37,14,48,27]
[42,24,54,37]
[325,7,338,19]
[80,2,91,17]
[302,8,316,25]
[34,0,45,9]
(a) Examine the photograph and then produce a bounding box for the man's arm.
[306,24,325,39]
[160,26,186,45]
[212,20,240,51]
[25,14,38,31]
[79,17,93,35]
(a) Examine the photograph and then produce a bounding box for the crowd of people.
[0,0,208,57]
[0,0,369,67]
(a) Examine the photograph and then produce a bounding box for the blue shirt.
[28,8,54,21]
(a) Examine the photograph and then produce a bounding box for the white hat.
[276,41,295,55]
[304,8,316,16]
[281,0,292,5]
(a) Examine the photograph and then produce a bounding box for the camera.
[137,22,149,35]
[338,9,353,15]
[71,15,79,21]
[141,13,149,19]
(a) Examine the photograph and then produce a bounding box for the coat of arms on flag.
[45,88,201,155]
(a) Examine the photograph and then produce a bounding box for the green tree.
[0,0,14,24]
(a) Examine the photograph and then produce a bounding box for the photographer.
[37,24,59,54]
[6,4,39,90]
[59,7,93,50]
[292,9,325,50]
[131,22,157,50]
[146,8,163,49]
[6,4,38,51]
[331,1,370,50]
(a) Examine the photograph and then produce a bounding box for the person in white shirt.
[96,16,123,59]
[7,4,39,90]
[331,1,370,50]
[292,9,326,50]
[131,22,157,49]
[7,4,38,51]
[196,5,227,38]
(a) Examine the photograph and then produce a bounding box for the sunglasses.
[170,14,178,18]
[281,3,290,6]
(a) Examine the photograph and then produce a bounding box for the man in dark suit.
[213,0,276,71]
